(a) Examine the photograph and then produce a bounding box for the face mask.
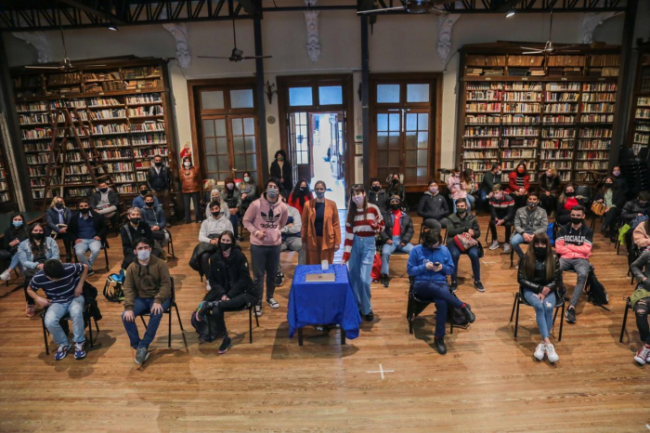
[518,168,525,174]
[130,218,140,225]
[99,188,108,193]
[212,195,220,202]
[352,195,364,206]
[140,190,148,196]
[527,201,538,209]
[571,217,583,225]
[12,221,23,227]
[392,179,399,185]
[155,162,163,167]
[372,185,380,192]
[267,188,279,199]
[80,208,90,214]
[565,191,575,197]
[494,193,503,200]
[640,201,649,207]
[496,170,502,175]
[244,176,250,183]
[613,170,620,176]
[534,247,547,260]
[315,191,325,199]
[146,202,155,208]
[277,156,284,162]
[605,183,613,188]
[211,211,221,218]
[184,162,191,168]
[227,183,234,190]
[137,249,151,261]
[32,233,44,241]
[457,208,467,215]
[390,204,400,210]
[299,187,306,193]
[221,242,232,252]
[55,203,63,209]
[546,173,553,178]
[429,187,438,195]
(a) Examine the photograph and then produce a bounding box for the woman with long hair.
[180,156,202,224]
[0,213,28,282]
[288,179,313,216]
[461,168,478,210]
[18,223,60,317]
[238,171,258,216]
[342,185,384,321]
[595,175,625,239]
[507,161,531,208]
[386,173,406,204]
[269,149,292,196]
[556,183,588,226]
[301,180,341,265]
[517,232,560,363]
[446,167,470,213]
[223,177,242,240]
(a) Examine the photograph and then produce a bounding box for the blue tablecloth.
[287,264,362,340]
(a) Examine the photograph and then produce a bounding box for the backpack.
[585,269,609,308]
[631,215,649,231]
[546,222,556,246]
[447,292,470,326]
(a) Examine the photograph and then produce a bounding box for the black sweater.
[208,246,255,299]
[517,254,560,294]
[417,192,449,221]
[3,226,28,253]
[120,222,154,256]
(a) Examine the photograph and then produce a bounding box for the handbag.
[590,201,606,217]
[453,233,478,253]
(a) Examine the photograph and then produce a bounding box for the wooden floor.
[1,214,649,432]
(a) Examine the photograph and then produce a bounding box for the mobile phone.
[433,262,440,266]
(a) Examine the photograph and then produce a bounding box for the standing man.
[147,155,172,221]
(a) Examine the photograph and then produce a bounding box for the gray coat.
[514,206,548,235]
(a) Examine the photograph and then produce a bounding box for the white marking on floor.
[366,363,394,380]
[481,260,497,266]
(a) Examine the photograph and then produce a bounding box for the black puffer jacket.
[517,254,560,294]
[208,246,255,299]
[417,192,449,221]
[621,199,650,223]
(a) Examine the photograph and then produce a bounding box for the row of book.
[133,148,168,158]
[128,105,164,116]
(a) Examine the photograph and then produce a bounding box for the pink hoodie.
[242,193,289,246]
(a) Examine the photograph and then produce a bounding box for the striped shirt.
[343,203,384,261]
[29,263,84,304]
[515,174,525,189]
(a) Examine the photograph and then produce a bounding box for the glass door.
[376,110,403,182]
[230,115,258,182]
[202,116,231,181]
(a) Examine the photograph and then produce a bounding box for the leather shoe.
[433,338,447,355]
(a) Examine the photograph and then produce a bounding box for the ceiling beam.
[57,0,127,25]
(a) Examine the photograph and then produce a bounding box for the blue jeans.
[381,236,413,275]
[510,233,531,260]
[74,239,101,270]
[122,297,172,349]
[413,281,464,338]
[447,242,481,282]
[230,213,240,236]
[522,289,556,339]
[478,189,490,210]
[452,197,472,213]
[348,235,376,315]
[44,295,85,347]
[9,253,22,271]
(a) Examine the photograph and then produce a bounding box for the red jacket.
[507,172,530,194]
[288,192,313,216]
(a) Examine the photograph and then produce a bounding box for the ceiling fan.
[198,20,272,62]
[25,22,106,70]
[357,0,450,15]
[520,10,580,55]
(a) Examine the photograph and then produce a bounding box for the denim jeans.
[452,197,472,213]
[478,189,489,211]
[510,233,531,260]
[413,280,464,338]
[523,289,556,339]
[559,258,591,308]
[122,297,172,349]
[9,253,21,271]
[447,242,481,282]
[74,239,101,270]
[348,235,376,315]
[44,295,85,347]
[381,236,413,275]
[230,213,240,237]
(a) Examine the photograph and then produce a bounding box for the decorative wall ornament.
[580,12,619,44]
[265,81,277,104]
[437,14,460,64]
[304,0,321,63]
[11,31,52,63]
[162,23,191,70]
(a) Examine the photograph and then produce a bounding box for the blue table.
[287,264,362,345]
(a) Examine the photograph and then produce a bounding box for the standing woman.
[556,184,588,226]
[302,180,341,265]
[517,233,560,363]
[18,223,60,317]
[0,213,29,281]
[288,179,313,216]
[538,168,561,216]
[342,185,385,321]
[269,150,292,197]
[595,176,625,239]
[507,162,531,208]
[180,156,201,224]
[223,177,242,240]
[611,165,629,199]
[239,171,258,216]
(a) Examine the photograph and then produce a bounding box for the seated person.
[46,197,73,262]
[447,168,470,213]
[367,178,389,216]
[27,259,89,361]
[276,201,302,286]
[238,171,257,216]
[120,207,163,270]
[446,199,483,293]
[68,199,107,275]
[197,231,257,354]
[621,191,650,256]
[506,162,531,209]
[199,201,233,288]
[132,184,160,209]
[629,250,650,365]
[538,168,561,215]
[141,194,169,247]
[517,233,560,363]
[488,184,515,252]
[0,213,28,281]
[90,181,119,220]
[18,223,60,317]
[511,193,548,261]
[417,180,449,231]
[223,178,243,239]
[594,176,625,240]
[634,218,650,252]
[556,206,593,324]
[204,188,230,220]
[478,164,502,211]
[556,184,588,226]
[379,195,414,288]
[121,238,172,365]
[407,228,475,355]
[386,173,407,206]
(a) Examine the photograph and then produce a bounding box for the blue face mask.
[12,221,23,228]
[315,191,325,199]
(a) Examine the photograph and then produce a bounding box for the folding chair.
[619,296,632,343]
[166,229,175,259]
[73,239,110,272]
[417,222,447,245]
[207,302,260,344]
[406,277,468,335]
[509,287,566,341]
[139,277,185,348]
[42,303,100,355]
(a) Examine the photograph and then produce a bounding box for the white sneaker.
[545,344,559,363]
[205,281,211,292]
[503,244,511,253]
[254,304,263,317]
[634,344,650,365]
[0,269,11,281]
[267,298,280,309]
[533,343,545,361]
[488,240,500,251]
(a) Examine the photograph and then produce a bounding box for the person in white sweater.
[198,201,233,286]
[276,203,303,285]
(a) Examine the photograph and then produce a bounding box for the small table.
[287,264,362,346]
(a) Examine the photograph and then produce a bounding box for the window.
[289,87,313,106]
[318,86,343,105]
[407,84,430,103]
[377,84,400,103]
[290,113,309,164]
[230,89,254,109]
[201,91,224,110]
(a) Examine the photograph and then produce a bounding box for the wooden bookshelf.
[11,58,176,202]
[456,43,620,183]
[0,140,15,210]
[626,42,650,154]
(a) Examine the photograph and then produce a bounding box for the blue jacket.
[45,207,72,234]
[132,195,160,209]
[18,237,60,270]
[141,205,166,229]
[407,244,454,285]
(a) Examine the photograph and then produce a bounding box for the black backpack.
[586,269,609,308]
[447,293,470,326]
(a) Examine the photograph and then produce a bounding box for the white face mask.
[137,249,151,261]
[184,162,191,168]
[244,176,250,183]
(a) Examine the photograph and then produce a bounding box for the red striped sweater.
[343,203,385,262]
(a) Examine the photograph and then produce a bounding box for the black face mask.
[140,190,148,196]
[457,208,467,215]
[392,179,399,185]
[640,201,649,208]
[571,217,583,225]
[212,211,221,218]
[155,162,162,167]
[372,185,380,192]
[221,243,232,252]
[55,203,63,209]
[299,187,307,193]
[604,184,613,189]
[99,188,108,193]
[32,233,44,241]
[80,208,90,214]
[565,191,575,197]
[390,204,400,210]
[130,218,140,225]
[534,247,547,261]
[145,202,154,208]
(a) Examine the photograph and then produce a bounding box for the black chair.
[628,247,641,285]
[207,301,260,344]
[41,303,100,355]
[166,229,175,259]
[509,287,566,341]
[485,221,512,245]
[619,296,632,343]
[406,277,468,335]
[73,239,110,272]
[139,277,185,348]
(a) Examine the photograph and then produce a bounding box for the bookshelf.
[0,144,14,208]
[12,59,175,204]
[457,43,620,184]
[627,43,650,155]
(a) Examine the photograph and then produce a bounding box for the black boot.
[381,274,389,288]
[462,304,476,323]
[450,280,458,293]
[433,337,447,355]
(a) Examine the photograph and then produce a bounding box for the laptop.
[305,273,336,283]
